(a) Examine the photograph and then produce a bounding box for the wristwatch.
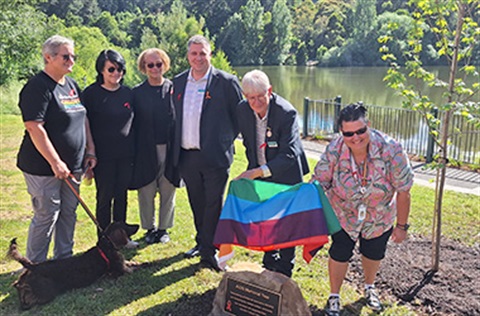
[396,223,410,231]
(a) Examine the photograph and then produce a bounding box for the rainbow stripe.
[214,179,340,268]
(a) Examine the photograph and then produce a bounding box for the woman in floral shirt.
[312,103,414,316]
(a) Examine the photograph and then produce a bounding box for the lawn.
[0,114,478,315]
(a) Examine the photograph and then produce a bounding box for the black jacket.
[237,93,309,185]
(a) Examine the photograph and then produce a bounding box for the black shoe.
[200,255,222,272]
[145,229,158,244]
[184,245,200,258]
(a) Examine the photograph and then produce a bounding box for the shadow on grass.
[138,288,217,316]
[0,270,21,312]
[0,252,207,314]
[309,298,366,316]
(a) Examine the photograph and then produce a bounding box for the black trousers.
[94,157,133,234]
[263,248,295,277]
[179,149,229,258]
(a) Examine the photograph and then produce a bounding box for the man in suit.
[235,69,310,277]
[171,35,243,271]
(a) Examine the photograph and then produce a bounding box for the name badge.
[358,204,366,222]
[267,141,278,148]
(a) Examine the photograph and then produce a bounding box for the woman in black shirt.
[131,48,177,244]
[81,49,135,244]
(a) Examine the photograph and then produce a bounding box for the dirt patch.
[347,234,480,315]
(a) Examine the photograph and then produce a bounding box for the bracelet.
[85,153,97,160]
[396,223,410,231]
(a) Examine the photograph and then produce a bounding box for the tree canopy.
[1,0,478,86]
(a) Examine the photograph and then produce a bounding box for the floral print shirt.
[314,129,414,241]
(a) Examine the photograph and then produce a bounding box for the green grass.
[0,114,478,315]
[0,82,23,115]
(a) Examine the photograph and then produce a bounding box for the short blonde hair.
[137,48,171,74]
[241,70,271,95]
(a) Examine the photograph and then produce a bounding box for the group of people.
[17,34,414,315]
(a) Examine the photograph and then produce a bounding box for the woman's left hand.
[391,227,408,243]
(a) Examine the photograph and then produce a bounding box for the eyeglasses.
[341,126,368,137]
[146,62,163,69]
[246,92,269,104]
[107,67,123,73]
[60,54,76,61]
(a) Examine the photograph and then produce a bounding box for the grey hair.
[187,35,211,52]
[241,70,271,95]
[42,35,74,64]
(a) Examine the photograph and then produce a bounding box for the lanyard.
[350,153,368,189]
[350,153,368,222]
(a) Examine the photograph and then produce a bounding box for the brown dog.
[8,222,139,310]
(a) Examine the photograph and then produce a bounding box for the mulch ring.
[346,234,480,315]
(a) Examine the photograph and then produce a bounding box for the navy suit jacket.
[237,93,310,185]
[171,67,243,168]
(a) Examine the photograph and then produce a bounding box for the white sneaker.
[365,287,383,311]
[125,239,139,249]
[325,295,341,316]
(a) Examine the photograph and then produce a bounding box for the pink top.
[314,129,414,241]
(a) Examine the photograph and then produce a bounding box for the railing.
[303,96,480,164]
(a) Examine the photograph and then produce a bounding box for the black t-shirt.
[17,71,86,176]
[132,80,173,144]
[81,83,134,160]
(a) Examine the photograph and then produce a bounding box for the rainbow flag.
[214,179,340,269]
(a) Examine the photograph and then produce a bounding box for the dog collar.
[97,247,110,269]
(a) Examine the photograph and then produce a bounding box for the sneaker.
[157,230,170,243]
[145,229,157,244]
[325,295,341,316]
[365,287,383,311]
[125,239,139,249]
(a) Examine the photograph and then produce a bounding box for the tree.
[0,0,49,85]
[217,13,245,65]
[155,0,204,76]
[262,0,292,65]
[65,26,141,88]
[381,0,479,271]
[185,0,245,36]
[352,0,377,40]
[92,11,130,47]
[242,0,265,65]
[291,0,317,63]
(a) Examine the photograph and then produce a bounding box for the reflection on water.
[234,66,479,110]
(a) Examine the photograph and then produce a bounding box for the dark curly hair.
[95,49,126,84]
[337,103,368,128]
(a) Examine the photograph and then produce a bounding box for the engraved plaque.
[224,277,281,316]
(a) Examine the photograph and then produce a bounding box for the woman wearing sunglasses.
[312,103,414,315]
[130,48,179,245]
[17,35,96,263]
[81,49,136,246]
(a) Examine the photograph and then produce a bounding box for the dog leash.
[65,174,103,233]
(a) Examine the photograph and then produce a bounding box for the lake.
[234,65,479,110]
[234,66,480,163]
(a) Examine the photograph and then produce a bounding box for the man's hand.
[234,168,263,180]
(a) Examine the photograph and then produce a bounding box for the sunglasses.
[146,62,163,69]
[61,54,76,61]
[341,126,368,137]
[107,67,123,73]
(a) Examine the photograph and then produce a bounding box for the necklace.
[350,152,368,222]
[350,154,368,191]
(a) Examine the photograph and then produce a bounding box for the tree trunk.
[431,2,465,271]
